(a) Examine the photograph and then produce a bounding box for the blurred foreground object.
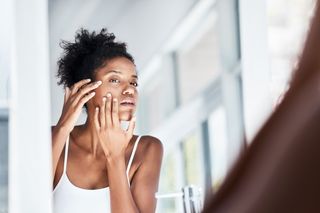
[203,0,320,212]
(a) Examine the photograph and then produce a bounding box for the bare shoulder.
[138,135,163,159]
[140,135,163,150]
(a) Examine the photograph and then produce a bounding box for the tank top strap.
[62,135,70,174]
[126,135,142,180]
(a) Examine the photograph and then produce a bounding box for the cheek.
[91,86,108,106]
[93,88,105,102]
[93,86,122,104]
[95,84,113,96]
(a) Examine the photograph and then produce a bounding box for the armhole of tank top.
[62,135,70,175]
[126,135,142,185]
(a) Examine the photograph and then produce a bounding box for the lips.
[120,99,135,106]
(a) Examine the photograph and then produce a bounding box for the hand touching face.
[89,57,139,121]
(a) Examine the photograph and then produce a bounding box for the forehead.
[96,57,137,77]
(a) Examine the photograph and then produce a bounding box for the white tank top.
[53,135,142,213]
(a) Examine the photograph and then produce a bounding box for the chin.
[119,112,133,121]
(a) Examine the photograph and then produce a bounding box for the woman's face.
[89,57,138,121]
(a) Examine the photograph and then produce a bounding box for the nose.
[122,84,135,95]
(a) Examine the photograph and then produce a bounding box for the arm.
[106,137,163,213]
[130,138,163,212]
[52,79,102,179]
[93,94,163,212]
[51,125,69,179]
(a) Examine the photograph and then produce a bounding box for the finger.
[73,81,102,103]
[75,91,95,110]
[105,93,112,127]
[64,87,70,104]
[112,98,120,128]
[80,80,102,94]
[71,78,91,94]
[126,116,136,137]
[100,97,106,128]
[94,107,100,130]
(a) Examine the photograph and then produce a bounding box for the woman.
[52,28,163,213]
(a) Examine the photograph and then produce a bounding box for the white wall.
[5,0,52,212]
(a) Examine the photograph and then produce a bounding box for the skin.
[52,57,163,213]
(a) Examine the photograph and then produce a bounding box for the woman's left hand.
[93,93,136,160]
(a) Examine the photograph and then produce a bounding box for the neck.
[76,107,105,158]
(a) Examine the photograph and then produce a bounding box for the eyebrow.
[105,70,138,79]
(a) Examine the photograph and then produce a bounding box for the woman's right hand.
[56,78,102,133]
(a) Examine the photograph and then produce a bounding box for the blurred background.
[0,0,316,212]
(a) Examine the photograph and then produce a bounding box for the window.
[157,146,184,213]
[182,127,205,190]
[175,16,222,105]
[137,55,177,133]
[267,0,316,105]
[208,106,228,191]
[138,1,244,212]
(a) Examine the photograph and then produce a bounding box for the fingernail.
[86,79,91,82]
[95,107,99,111]
[103,97,107,101]
[95,81,102,85]
[113,98,117,102]
[107,93,112,98]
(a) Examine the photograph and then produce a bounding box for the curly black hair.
[56,28,135,88]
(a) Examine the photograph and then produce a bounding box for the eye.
[109,79,120,84]
[131,82,139,87]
